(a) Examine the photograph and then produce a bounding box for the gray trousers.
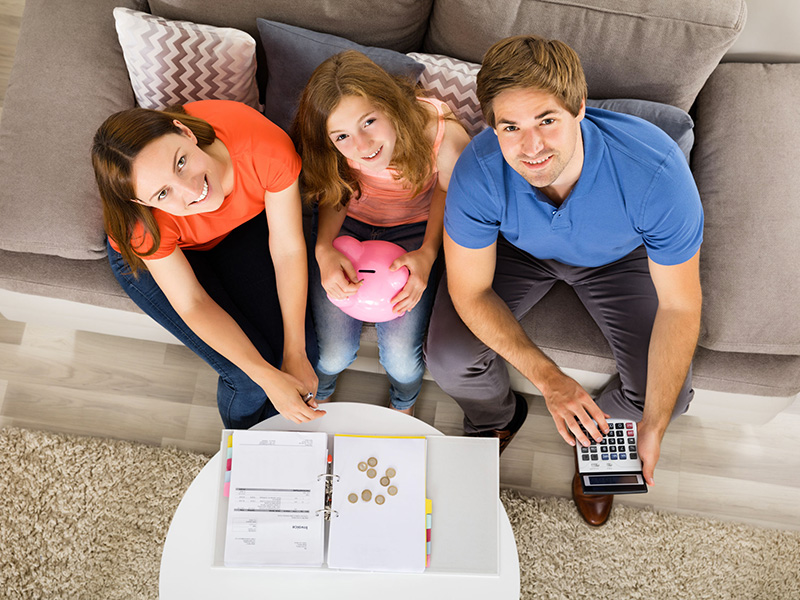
[424,238,693,433]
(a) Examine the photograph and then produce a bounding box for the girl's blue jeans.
[310,216,439,410]
[107,213,317,430]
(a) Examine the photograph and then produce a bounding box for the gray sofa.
[1,0,798,425]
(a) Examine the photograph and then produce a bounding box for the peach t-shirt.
[345,97,447,227]
[111,100,301,260]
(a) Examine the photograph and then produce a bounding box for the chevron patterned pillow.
[407,53,487,139]
[113,8,260,111]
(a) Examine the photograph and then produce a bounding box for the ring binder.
[316,507,340,520]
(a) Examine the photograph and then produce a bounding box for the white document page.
[224,430,328,567]
[327,435,427,572]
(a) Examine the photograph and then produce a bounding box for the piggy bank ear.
[332,236,364,262]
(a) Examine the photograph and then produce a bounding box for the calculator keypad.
[576,419,642,473]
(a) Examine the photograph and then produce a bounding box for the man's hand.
[541,370,609,447]
[636,422,663,486]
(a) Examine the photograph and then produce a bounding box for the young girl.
[293,50,470,414]
[92,100,324,429]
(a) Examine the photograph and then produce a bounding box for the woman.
[293,51,470,415]
[92,99,323,429]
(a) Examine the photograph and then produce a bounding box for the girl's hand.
[389,249,435,315]
[317,245,362,300]
[266,369,326,424]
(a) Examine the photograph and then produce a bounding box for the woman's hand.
[389,248,435,315]
[317,245,362,300]
[265,368,326,424]
[282,348,318,400]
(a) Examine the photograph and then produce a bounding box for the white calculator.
[575,419,648,495]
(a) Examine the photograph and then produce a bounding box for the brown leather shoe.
[466,392,528,455]
[572,471,613,526]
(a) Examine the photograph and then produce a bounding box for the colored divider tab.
[425,498,433,567]
[224,434,234,497]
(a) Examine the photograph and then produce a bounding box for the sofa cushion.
[0,0,148,260]
[423,0,746,112]
[256,19,425,133]
[113,8,260,111]
[148,0,434,99]
[692,63,800,355]
[407,52,695,161]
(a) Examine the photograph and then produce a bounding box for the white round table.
[159,403,520,599]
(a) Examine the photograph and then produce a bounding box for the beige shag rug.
[1,427,798,600]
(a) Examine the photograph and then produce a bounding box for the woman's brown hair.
[292,50,434,210]
[91,105,215,275]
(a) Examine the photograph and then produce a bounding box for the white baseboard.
[0,288,180,345]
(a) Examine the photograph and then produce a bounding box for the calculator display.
[585,474,643,486]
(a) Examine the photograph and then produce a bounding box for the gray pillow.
[586,98,694,164]
[256,19,425,133]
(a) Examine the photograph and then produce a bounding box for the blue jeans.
[107,213,318,430]
[310,217,439,410]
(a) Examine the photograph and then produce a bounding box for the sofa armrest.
[692,62,800,355]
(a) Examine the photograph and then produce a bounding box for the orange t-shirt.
[345,97,447,227]
[111,100,301,260]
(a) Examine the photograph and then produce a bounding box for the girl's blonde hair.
[292,50,434,209]
[91,106,215,275]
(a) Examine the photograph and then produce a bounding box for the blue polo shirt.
[443,107,703,267]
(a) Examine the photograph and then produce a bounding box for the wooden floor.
[1,0,798,533]
[1,313,799,533]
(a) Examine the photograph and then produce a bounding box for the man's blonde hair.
[476,35,588,127]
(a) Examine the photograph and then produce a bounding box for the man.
[424,35,703,526]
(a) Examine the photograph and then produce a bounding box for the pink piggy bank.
[327,236,409,323]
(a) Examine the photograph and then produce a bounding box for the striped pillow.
[113,8,260,111]
[407,52,487,138]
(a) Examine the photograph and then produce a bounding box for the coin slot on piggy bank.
[328,236,409,323]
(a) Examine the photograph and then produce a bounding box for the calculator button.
[628,445,636,452]
[581,455,589,461]
[615,423,624,429]
[620,453,627,460]
[609,446,617,452]
[601,454,609,460]
[610,453,618,460]
[581,447,589,453]
[627,431,634,436]
[616,431,624,437]
[591,454,598,460]
[626,423,634,429]
[630,453,638,459]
